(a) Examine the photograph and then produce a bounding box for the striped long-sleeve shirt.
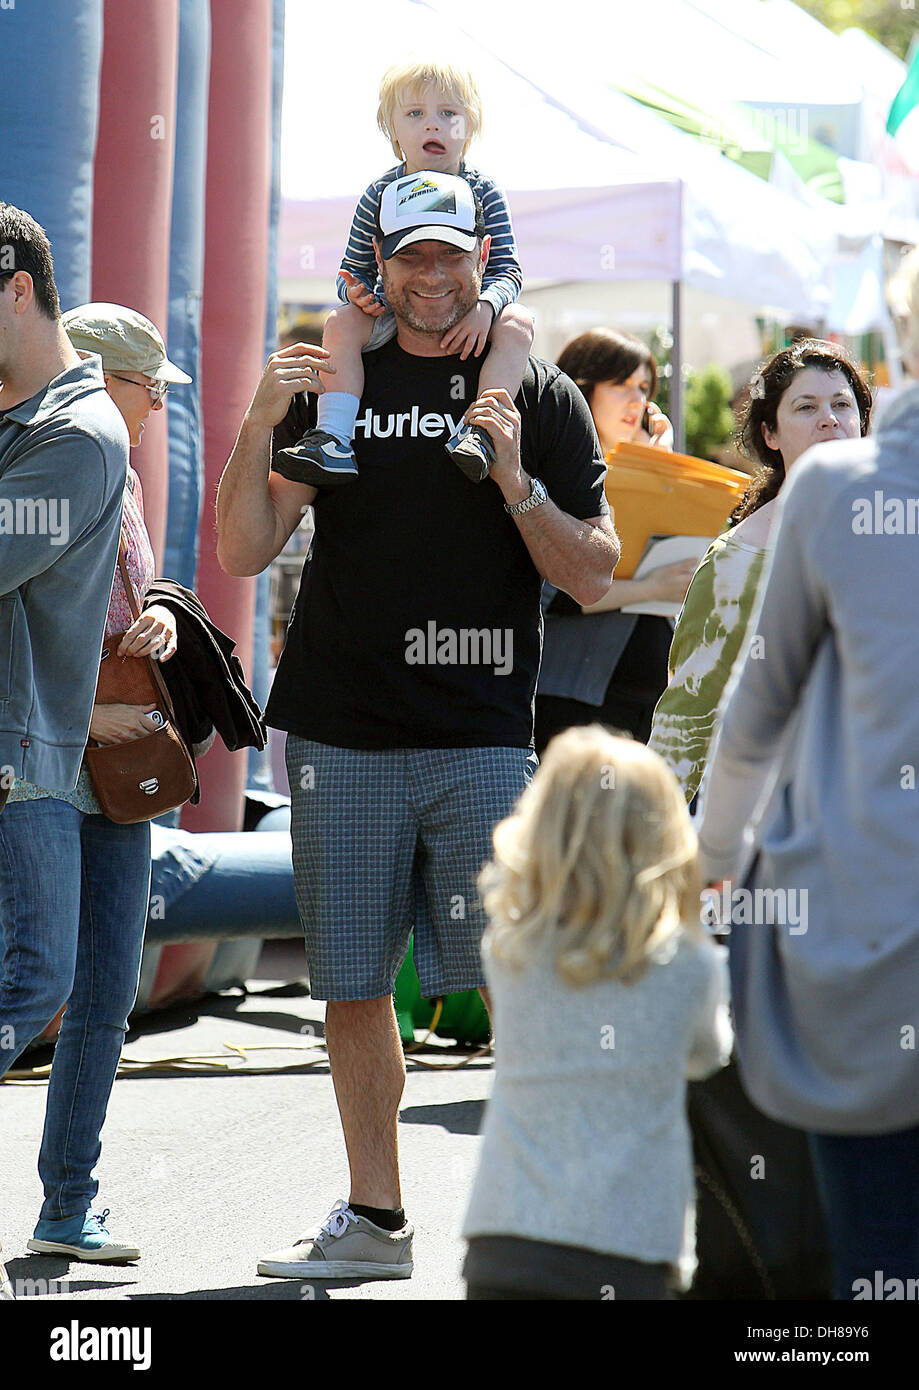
[337,162,523,318]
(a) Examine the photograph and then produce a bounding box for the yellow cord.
[2,1026,492,1082]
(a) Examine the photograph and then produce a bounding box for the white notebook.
[621,534,715,618]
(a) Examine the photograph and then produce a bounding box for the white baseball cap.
[377,172,485,259]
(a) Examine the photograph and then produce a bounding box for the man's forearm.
[216,413,288,576]
[509,486,618,606]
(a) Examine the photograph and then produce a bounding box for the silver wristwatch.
[504,476,548,516]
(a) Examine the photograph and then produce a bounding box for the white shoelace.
[307,1200,358,1243]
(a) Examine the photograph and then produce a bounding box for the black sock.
[350,1202,406,1232]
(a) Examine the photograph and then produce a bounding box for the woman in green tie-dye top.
[650,341,872,802]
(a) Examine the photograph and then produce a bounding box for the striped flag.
[887,48,919,173]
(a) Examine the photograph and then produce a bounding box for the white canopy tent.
[419,0,895,322]
[282,0,837,308]
[281,0,857,440]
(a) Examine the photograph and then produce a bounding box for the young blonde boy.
[275,58,534,486]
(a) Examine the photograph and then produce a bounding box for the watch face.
[506,478,547,515]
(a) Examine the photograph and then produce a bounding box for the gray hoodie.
[0,355,128,789]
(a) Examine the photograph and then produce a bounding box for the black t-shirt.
[264,339,609,749]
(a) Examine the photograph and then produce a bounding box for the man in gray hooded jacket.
[0,205,128,808]
[0,206,127,1295]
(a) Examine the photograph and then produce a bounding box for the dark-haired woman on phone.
[535,328,697,755]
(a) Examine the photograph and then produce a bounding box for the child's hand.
[440,302,494,359]
[340,270,386,317]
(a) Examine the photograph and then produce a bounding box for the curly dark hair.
[556,328,657,406]
[730,339,872,525]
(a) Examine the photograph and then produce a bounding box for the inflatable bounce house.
[2,0,486,1045]
[2,0,297,1013]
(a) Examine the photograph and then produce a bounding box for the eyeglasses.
[106,373,169,404]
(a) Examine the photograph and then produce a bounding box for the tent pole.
[671,280,684,453]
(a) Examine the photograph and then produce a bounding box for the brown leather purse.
[85,539,197,823]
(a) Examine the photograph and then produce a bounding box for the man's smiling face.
[376,237,490,341]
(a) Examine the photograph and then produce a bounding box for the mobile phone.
[641,407,652,433]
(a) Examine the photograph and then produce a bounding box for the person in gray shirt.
[0,206,128,798]
[0,207,130,1285]
[695,382,919,1300]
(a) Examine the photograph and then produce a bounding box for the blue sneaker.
[273,428,359,488]
[445,422,495,482]
[27,1208,140,1263]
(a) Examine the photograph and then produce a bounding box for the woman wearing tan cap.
[1,304,189,1267]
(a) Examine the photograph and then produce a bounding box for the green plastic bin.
[394,936,491,1046]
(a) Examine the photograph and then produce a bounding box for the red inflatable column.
[182,0,273,833]
[91,0,179,568]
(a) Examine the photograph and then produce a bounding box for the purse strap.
[116,532,180,727]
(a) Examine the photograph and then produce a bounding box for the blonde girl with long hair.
[462,726,731,1300]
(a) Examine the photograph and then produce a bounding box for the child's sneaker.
[257,1199,413,1281]
[27,1208,140,1263]
[273,428,359,488]
[445,422,496,482]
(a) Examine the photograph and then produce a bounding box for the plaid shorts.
[284,737,537,1001]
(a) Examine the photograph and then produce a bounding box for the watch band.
[504,477,548,516]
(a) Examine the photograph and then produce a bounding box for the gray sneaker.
[257,1200,413,1281]
[0,1243,15,1301]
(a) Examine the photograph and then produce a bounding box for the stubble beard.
[382,269,481,340]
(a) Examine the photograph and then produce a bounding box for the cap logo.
[395,178,457,216]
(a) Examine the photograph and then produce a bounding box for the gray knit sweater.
[463,929,731,1283]
[695,386,919,1134]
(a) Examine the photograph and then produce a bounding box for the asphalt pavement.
[2,941,493,1303]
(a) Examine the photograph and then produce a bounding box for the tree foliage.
[685,365,736,462]
[792,0,915,62]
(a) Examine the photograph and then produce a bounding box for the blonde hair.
[479,727,703,987]
[377,57,483,160]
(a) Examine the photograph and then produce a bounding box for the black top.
[265,339,609,750]
[544,588,673,714]
[608,614,673,704]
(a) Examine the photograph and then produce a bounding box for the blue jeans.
[809,1126,919,1300]
[0,798,150,1221]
